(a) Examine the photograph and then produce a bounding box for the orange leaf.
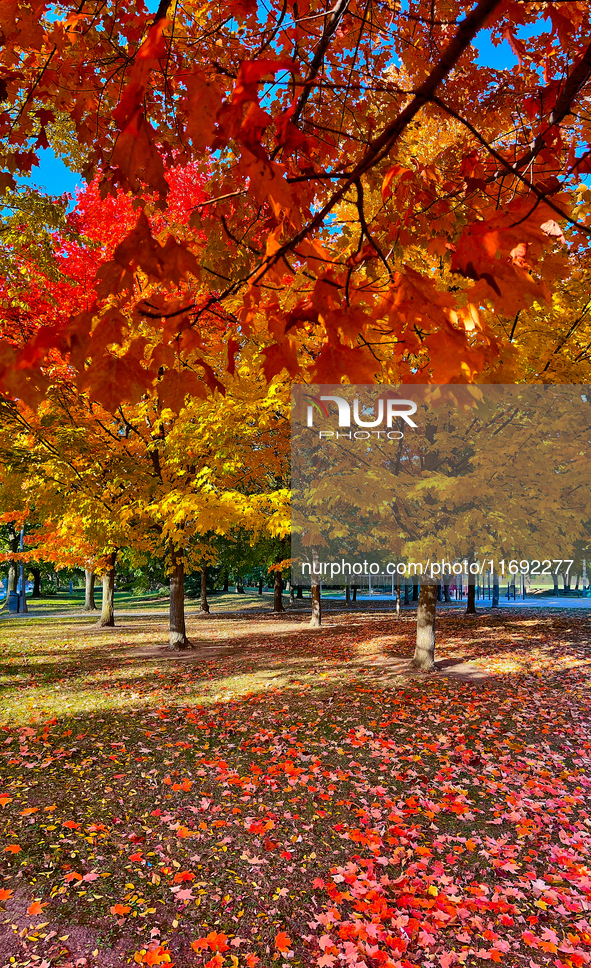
[27,900,46,915]
[110,903,131,915]
[5,845,21,853]
[275,931,292,953]
[206,931,229,952]
[382,164,408,200]
[0,888,13,900]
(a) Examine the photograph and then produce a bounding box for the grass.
[0,601,590,967]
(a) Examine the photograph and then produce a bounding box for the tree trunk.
[345,584,350,604]
[443,583,451,603]
[273,570,284,612]
[169,549,192,649]
[413,583,437,671]
[310,581,321,626]
[396,583,400,618]
[97,552,116,627]
[6,562,17,596]
[492,571,499,608]
[553,574,559,596]
[258,577,263,595]
[31,567,42,598]
[310,549,321,626]
[235,580,244,593]
[200,564,210,613]
[5,524,18,600]
[289,584,295,606]
[222,576,229,593]
[412,583,419,601]
[404,583,410,605]
[83,569,96,611]
[296,584,303,599]
[465,582,477,614]
[352,585,357,601]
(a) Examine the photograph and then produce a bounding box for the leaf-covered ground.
[0,602,590,968]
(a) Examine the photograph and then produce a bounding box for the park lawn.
[0,606,590,968]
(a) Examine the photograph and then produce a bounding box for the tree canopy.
[1,0,591,402]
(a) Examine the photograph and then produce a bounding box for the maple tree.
[0,373,290,645]
[0,0,590,402]
[292,384,591,660]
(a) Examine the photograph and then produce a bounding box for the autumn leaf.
[274,931,292,953]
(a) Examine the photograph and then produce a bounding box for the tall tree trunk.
[258,577,264,595]
[5,563,17,597]
[273,569,284,612]
[443,583,451,603]
[296,584,303,599]
[6,524,18,600]
[465,582,477,614]
[83,569,96,611]
[289,584,295,606]
[310,549,321,626]
[169,549,192,650]
[200,564,210,613]
[413,583,437,671]
[492,571,499,608]
[404,583,410,605]
[352,585,357,601]
[222,575,229,593]
[412,583,419,601]
[235,580,244,593]
[31,567,42,598]
[345,584,350,604]
[553,574,559,596]
[18,527,28,614]
[97,552,116,627]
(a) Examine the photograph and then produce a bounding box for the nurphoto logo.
[304,394,418,440]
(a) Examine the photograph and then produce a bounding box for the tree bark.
[6,524,18,599]
[404,583,410,605]
[235,580,244,593]
[296,584,303,599]
[465,582,477,614]
[169,549,192,649]
[310,581,321,626]
[200,564,210,613]
[273,569,284,612]
[412,582,419,601]
[310,548,321,626]
[443,583,451,603]
[352,585,357,601]
[97,552,116,627]
[345,583,350,604]
[31,567,42,598]
[289,584,295,606]
[258,577,264,595]
[492,571,500,608]
[413,582,437,671]
[83,569,96,611]
[222,575,229,593]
